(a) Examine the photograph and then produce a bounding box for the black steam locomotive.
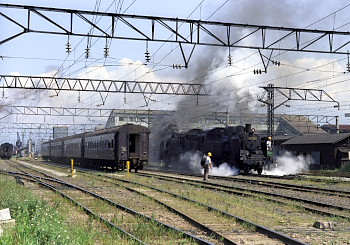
[161,124,267,174]
[0,143,13,159]
[42,124,150,172]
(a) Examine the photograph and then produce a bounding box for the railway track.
[1,160,215,244]
[1,159,309,245]
[143,168,350,199]
[138,171,350,220]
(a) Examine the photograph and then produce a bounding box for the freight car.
[0,143,13,159]
[42,124,150,172]
[161,124,267,174]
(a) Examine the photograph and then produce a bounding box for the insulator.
[66,41,71,54]
[85,46,90,58]
[172,64,182,69]
[104,46,109,58]
[145,50,151,63]
[272,60,281,66]
[228,54,232,66]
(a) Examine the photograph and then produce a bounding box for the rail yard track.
[2,159,350,244]
[0,160,312,244]
[138,170,350,220]
[1,160,215,244]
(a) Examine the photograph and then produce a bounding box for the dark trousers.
[203,165,209,180]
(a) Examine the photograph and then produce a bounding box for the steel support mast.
[258,84,339,137]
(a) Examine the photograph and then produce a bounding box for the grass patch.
[0,174,129,245]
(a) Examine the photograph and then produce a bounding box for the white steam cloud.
[177,151,239,177]
[264,151,313,176]
[210,163,240,176]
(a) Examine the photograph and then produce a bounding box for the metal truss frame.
[258,84,339,137]
[283,114,338,125]
[1,105,112,118]
[0,122,101,137]
[2,4,350,55]
[0,75,208,95]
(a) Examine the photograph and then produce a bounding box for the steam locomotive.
[42,124,150,172]
[0,143,13,159]
[160,124,268,174]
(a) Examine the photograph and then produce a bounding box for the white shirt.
[206,156,212,165]
[267,140,272,151]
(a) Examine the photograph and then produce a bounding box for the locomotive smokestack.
[245,124,251,133]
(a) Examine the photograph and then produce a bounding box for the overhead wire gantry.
[258,84,340,137]
[0,75,208,95]
[2,3,350,56]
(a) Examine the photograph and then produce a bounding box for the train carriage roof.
[42,132,86,145]
[84,123,150,137]
[42,124,150,145]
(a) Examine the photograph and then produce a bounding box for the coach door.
[128,133,140,158]
[118,132,127,161]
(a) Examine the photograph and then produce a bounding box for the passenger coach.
[41,124,150,172]
[0,143,13,159]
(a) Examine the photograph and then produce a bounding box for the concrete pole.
[336,116,340,134]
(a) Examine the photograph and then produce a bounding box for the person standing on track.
[201,152,212,181]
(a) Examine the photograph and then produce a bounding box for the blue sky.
[1,0,350,144]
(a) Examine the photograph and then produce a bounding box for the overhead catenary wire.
[5,1,350,134]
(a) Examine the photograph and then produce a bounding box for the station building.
[281,134,350,169]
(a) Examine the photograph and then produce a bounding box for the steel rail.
[143,169,350,198]
[22,160,350,221]
[6,162,213,245]
[222,176,350,198]
[95,174,237,245]
[106,174,308,245]
[0,170,146,244]
[137,172,350,221]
